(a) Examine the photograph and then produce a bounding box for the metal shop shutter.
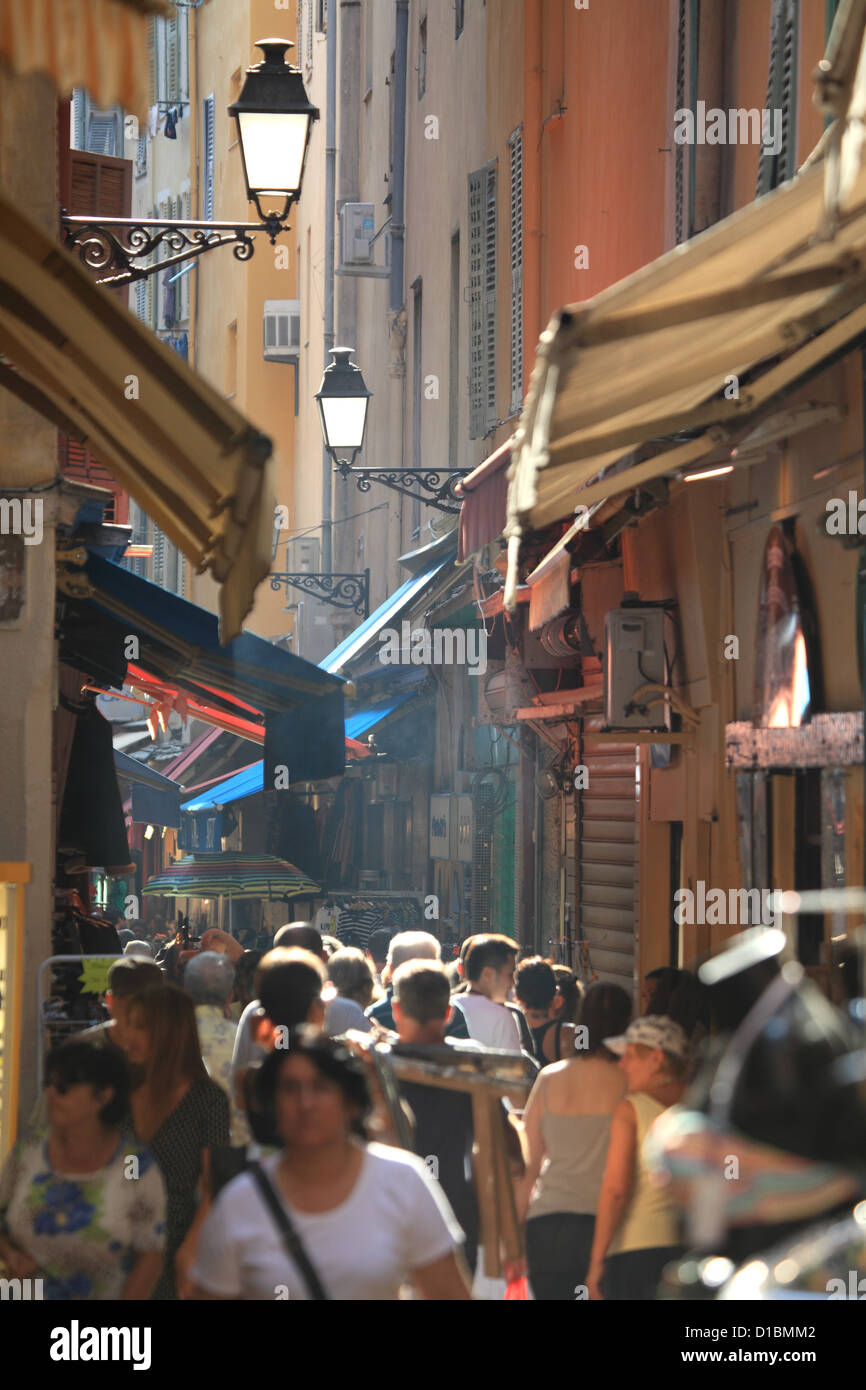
[576,717,638,993]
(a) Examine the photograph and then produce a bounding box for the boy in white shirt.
[451,934,521,1051]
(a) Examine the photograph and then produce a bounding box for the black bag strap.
[250,1161,329,1301]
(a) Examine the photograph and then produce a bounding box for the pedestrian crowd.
[2,920,864,1301]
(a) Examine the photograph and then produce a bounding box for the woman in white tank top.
[587,1015,689,1301]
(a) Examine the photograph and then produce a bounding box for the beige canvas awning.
[0,0,171,119]
[0,195,274,641]
[504,8,866,607]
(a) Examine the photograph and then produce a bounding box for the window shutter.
[508,130,523,414]
[147,19,157,106]
[73,89,87,149]
[306,0,314,68]
[180,187,191,321]
[756,0,799,196]
[152,527,166,587]
[203,95,215,220]
[87,112,117,156]
[468,168,485,439]
[69,151,132,217]
[167,15,179,101]
[483,163,497,428]
[135,278,147,321]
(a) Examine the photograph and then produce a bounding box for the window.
[418,16,427,100]
[203,94,215,220]
[455,0,465,37]
[756,0,799,196]
[135,134,147,178]
[152,527,166,588]
[316,0,327,33]
[508,128,524,414]
[449,232,460,466]
[468,162,497,437]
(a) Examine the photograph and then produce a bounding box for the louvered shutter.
[135,279,147,321]
[306,0,314,67]
[508,130,523,414]
[152,527,166,587]
[203,95,215,220]
[180,187,191,321]
[167,15,179,101]
[69,151,132,218]
[468,168,485,438]
[147,18,157,106]
[484,165,497,426]
[576,718,639,994]
[756,0,799,196]
[73,89,87,150]
[87,112,117,156]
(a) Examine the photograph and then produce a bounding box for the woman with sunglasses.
[0,1039,166,1300]
[190,1030,472,1301]
[122,983,229,1300]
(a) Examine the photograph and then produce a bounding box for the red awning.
[456,440,512,562]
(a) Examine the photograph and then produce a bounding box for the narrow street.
[0,0,865,1366]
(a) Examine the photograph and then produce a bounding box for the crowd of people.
[2,918,865,1302]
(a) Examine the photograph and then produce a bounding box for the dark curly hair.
[44,1037,131,1126]
[250,1027,373,1145]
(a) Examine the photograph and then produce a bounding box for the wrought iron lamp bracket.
[332,457,471,513]
[60,212,282,287]
[269,568,370,618]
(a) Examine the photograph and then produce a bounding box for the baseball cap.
[603,1015,689,1060]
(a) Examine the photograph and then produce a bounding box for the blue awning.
[60,551,347,783]
[182,693,415,812]
[320,550,455,675]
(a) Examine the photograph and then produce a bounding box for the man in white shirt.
[451,934,521,1051]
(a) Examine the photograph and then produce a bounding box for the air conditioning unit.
[603,605,667,729]
[285,536,320,574]
[340,202,375,266]
[263,300,301,363]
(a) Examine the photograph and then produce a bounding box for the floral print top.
[0,1129,166,1300]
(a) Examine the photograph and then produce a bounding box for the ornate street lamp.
[62,39,318,286]
[315,347,372,464]
[317,347,471,513]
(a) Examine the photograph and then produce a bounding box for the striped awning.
[143,853,320,900]
[0,0,171,119]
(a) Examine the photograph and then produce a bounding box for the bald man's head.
[272,922,325,960]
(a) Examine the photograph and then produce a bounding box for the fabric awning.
[456,440,512,561]
[321,550,457,674]
[503,14,866,606]
[0,195,275,640]
[59,552,348,783]
[0,0,171,120]
[181,694,416,812]
[113,747,183,792]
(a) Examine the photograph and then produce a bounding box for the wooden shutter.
[508,129,523,415]
[576,718,639,993]
[166,14,179,101]
[483,163,497,429]
[756,0,799,196]
[468,168,485,438]
[152,527,166,587]
[69,150,132,218]
[203,95,215,220]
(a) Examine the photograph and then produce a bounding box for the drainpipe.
[524,0,544,358]
[389,0,409,573]
[390,1,408,317]
[333,0,361,637]
[322,0,338,574]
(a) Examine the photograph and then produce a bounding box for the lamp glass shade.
[318,395,369,452]
[237,109,311,196]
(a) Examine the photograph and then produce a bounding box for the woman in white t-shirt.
[190,1030,472,1301]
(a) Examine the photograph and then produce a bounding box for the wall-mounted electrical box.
[603,605,667,729]
[340,202,375,266]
